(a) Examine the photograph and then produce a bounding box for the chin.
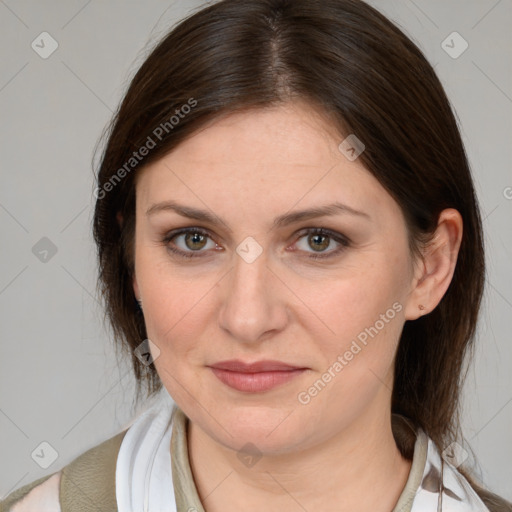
[202,407,310,455]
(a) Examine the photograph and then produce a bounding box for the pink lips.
[208,359,307,392]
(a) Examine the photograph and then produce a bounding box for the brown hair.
[92,0,509,507]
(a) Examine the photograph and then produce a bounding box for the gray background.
[1,0,511,502]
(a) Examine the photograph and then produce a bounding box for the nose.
[218,249,289,344]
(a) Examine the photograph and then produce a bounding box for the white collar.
[116,390,176,512]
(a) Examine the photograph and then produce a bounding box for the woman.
[2,0,510,510]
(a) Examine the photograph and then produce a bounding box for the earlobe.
[404,208,463,320]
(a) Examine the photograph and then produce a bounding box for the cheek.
[295,277,404,432]
[292,259,406,393]
[295,263,404,342]
[140,269,215,404]
[143,275,210,347]
[136,253,220,375]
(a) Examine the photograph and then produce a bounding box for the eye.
[163,227,220,259]
[162,226,350,260]
[293,228,350,260]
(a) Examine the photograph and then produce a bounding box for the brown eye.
[163,228,218,259]
[294,228,351,260]
[184,232,208,251]
[308,233,331,252]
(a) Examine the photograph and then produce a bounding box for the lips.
[207,360,308,392]
[208,359,305,372]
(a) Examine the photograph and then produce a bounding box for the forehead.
[165,100,346,168]
[135,101,400,227]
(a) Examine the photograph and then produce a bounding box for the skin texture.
[131,100,463,512]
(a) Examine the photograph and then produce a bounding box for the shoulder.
[0,472,61,512]
[1,429,128,512]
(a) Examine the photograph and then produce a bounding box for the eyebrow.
[145,199,371,231]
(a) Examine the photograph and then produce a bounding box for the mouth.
[207,359,308,393]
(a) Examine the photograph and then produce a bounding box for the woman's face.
[132,100,420,455]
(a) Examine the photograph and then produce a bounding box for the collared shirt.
[0,401,501,511]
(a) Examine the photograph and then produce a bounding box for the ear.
[404,208,463,320]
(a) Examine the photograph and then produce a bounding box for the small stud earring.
[418,304,426,310]
[137,299,143,310]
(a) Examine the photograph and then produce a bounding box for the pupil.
[186,233,206,250]
[310,234,329,251]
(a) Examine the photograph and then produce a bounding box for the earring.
[418,304,426,311]
[137,299,143,311]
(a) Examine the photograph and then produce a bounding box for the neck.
[187,396,413,512]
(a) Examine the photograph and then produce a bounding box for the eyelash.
[162,227,351,261]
